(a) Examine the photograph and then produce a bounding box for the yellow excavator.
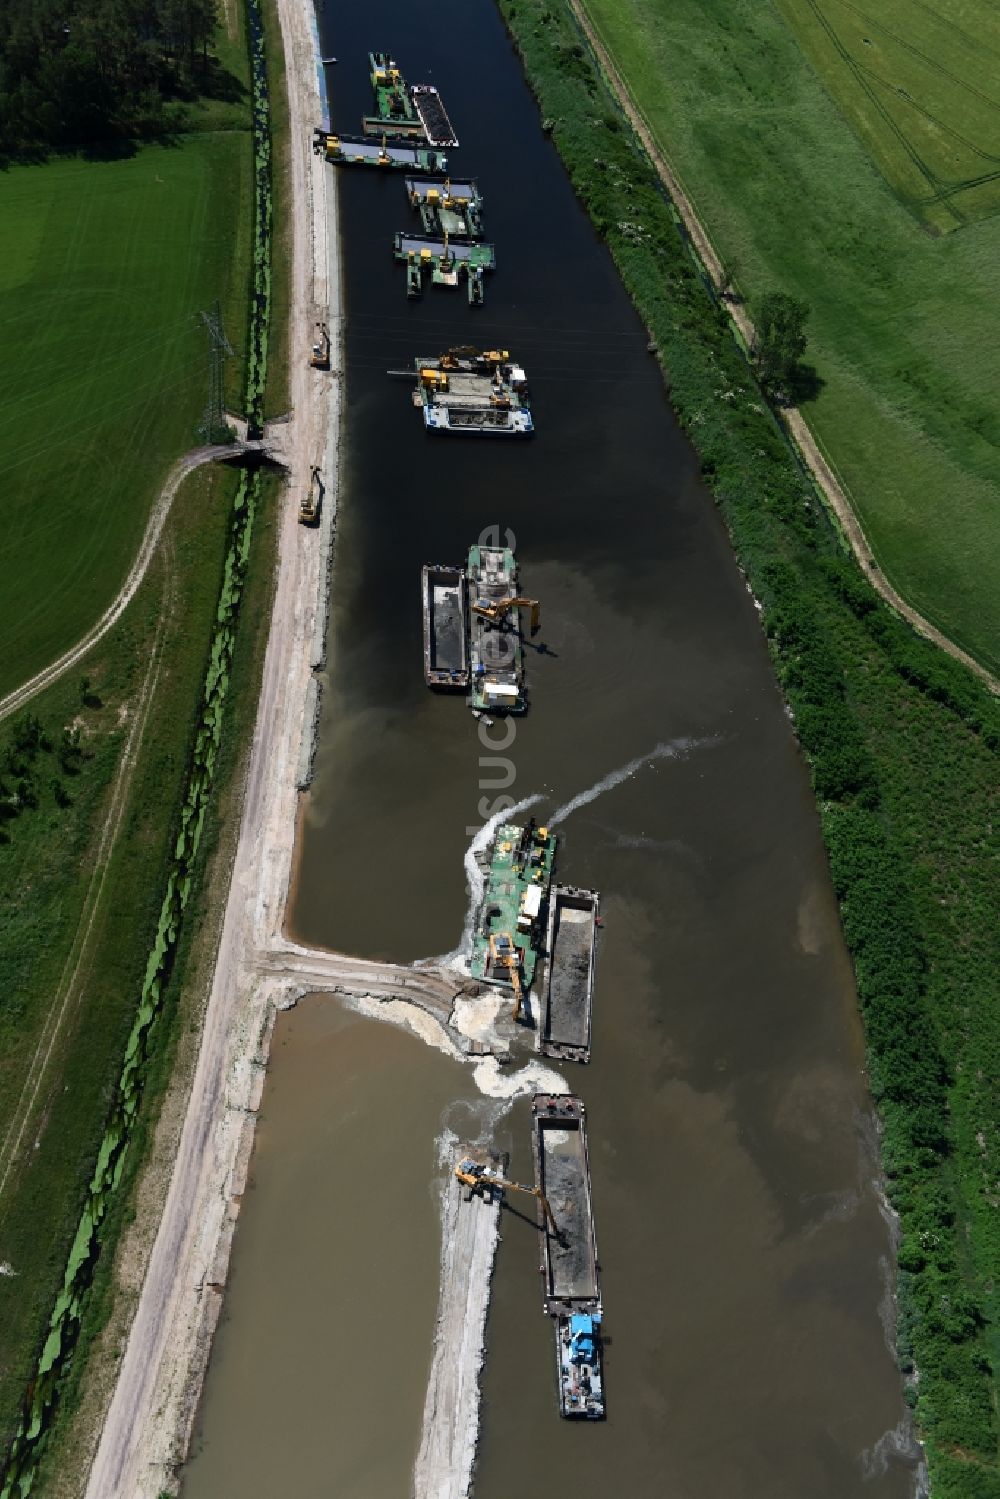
[439,346,509,371]
[310,322,331,370]
[471,595,540,634]
[488,931,528,1022]
[454,1156,560,1237]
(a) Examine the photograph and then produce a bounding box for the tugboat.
[557,1312,605,1419]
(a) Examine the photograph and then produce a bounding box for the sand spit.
[413,1144,504,1499]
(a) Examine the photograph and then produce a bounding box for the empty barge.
[467,544,527,713]
[314,129,447,173]
[540,887,599,1063]
[531,1094,601,1318]
[411,349,533,435]
[406,177,483,239]
[470,819,555,1001]
[411,83,459,147]
[421,564,469,690]
[396,234,495,304]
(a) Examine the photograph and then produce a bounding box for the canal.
[183,0,921,1493]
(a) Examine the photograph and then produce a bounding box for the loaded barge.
[410,349,533,435]
[533,1093,605,1419]
[395,234,496,305]
[411,83,459,148]
[539,887,599,1063]
[406,177,483,239]
[470,819,555,1012]
[421,564,469,690]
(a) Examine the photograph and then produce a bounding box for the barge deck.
[406,177,483,239]
[315,129,447,173]
[531,1094,601,1317]
[421,564,469,690]
[396,235,496,304]
[411,349,533,435]
[367,50,418,131]
[467,544,525,713]
[540,886,599,1063]
[469,819,555,997]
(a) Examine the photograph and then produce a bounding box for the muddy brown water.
[182,1000,485,1498]
[183,0,922,1492]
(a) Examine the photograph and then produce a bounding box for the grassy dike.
[497,1,1000,1491]
[0,0,285,1487]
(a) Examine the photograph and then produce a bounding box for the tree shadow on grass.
[199,57,248,106]
[785,363,825,406]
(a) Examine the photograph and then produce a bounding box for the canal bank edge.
[495,0,1000,1489]
[75,0,342,1490]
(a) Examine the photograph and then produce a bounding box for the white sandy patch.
[452,989,509,1043]
[472,1057,566,1100]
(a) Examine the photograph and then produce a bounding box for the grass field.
[578,0,1000,674]
[0,464,239,1453]
[0,135,251,703]
[775,0,1000,234]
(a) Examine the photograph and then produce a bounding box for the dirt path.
[0,445,235,727]
[0,556,173,1222]
[570,0,998,696]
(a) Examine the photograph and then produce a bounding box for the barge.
[531,1094,601,1318]
[539,886,599,1063]
[411,83,460,148]
[421,564,469,690]
[469,819,556,1007]
[365,50,419,134]
[467,544,532,713]
[411,349,533,435]
[406,177,483,239]
[396,234,495,304]
[314,128,447,174]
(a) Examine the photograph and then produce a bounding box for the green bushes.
[498,0,1000,1486]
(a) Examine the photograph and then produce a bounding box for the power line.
[198,300,235,443]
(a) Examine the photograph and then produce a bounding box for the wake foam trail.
[437,792,543,971]
[549,735,715,826]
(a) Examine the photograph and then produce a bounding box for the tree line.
[0,0,219,159]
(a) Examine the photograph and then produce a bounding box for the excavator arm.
[470,596,540,634]
[454,1159,560,1237]
[488,931,527,1021]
